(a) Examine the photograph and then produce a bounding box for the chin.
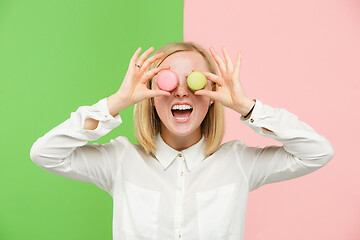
[169,127,193,137]
[160,123,191,136]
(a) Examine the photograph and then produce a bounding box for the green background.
[0,0,182,239]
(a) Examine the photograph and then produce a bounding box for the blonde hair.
[133,41,225,158]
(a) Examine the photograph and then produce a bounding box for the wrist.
[108,92,130,116]
[238,98,256,119]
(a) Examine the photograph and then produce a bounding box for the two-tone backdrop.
[1,0,359,239]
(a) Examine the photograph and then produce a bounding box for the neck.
[160,129,202,151]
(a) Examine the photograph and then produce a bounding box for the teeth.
[174,116,189,120]
[171,105,193,110]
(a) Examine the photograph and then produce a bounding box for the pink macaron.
[156,69,179,91]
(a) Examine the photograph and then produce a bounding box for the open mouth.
[171,105,193,120]
[171,109,193,119]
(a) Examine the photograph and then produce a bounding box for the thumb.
[149,90,171,98]
[194,89,217,99]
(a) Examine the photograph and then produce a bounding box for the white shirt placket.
[174,152,185,240]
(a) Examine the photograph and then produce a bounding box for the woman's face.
[151,51,213,141]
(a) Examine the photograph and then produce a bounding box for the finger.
[146,89,171,99]
[129,47,142,66]
[141,66,170,84]
[203,72,224,86]
[194,88,219,101]
[233,50,242,79]
[221,46,234,72]
[136,46,155,66]
[209,47,227,77]
[141,52,164,72]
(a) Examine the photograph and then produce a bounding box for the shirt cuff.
[240,98,259,124]
[80,97,122,138]
[239,98,277,139]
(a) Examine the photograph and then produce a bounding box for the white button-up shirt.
[30,97,334,240]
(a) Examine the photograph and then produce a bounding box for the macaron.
[156,69,179,91]
[187,71,207,91]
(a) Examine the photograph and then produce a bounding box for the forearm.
[31,97,122,167]
[84,118,99,130]
[242,99,334,165]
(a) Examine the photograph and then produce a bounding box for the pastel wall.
[184,0,359,239]
[0,0,182,239]
[2,0,359,239]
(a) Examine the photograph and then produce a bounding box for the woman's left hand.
[194,46,255,116]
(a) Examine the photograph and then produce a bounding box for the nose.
[174,79,189,98]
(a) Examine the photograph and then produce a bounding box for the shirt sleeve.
[30,97,124,196]
[237,99,335,192]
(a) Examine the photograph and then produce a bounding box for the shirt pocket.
[122,180,161,240]
[196,182,237,240]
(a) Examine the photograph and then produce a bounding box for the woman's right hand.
[115,46,171,109]
[85,47,169,130]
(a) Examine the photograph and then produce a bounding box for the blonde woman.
[30,42,334,240]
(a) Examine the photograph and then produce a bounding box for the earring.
[209,100,213,106]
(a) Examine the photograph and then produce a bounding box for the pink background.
[184,0,360,239]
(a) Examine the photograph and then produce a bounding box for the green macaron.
[187,71,207,91]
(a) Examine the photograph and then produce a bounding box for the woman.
[30,41,334,240]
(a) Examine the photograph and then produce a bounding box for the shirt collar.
[154,133,207,172]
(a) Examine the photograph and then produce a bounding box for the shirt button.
[250,118,254,123]
[178,153,182,157]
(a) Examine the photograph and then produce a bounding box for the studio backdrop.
[1,0,359,239]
